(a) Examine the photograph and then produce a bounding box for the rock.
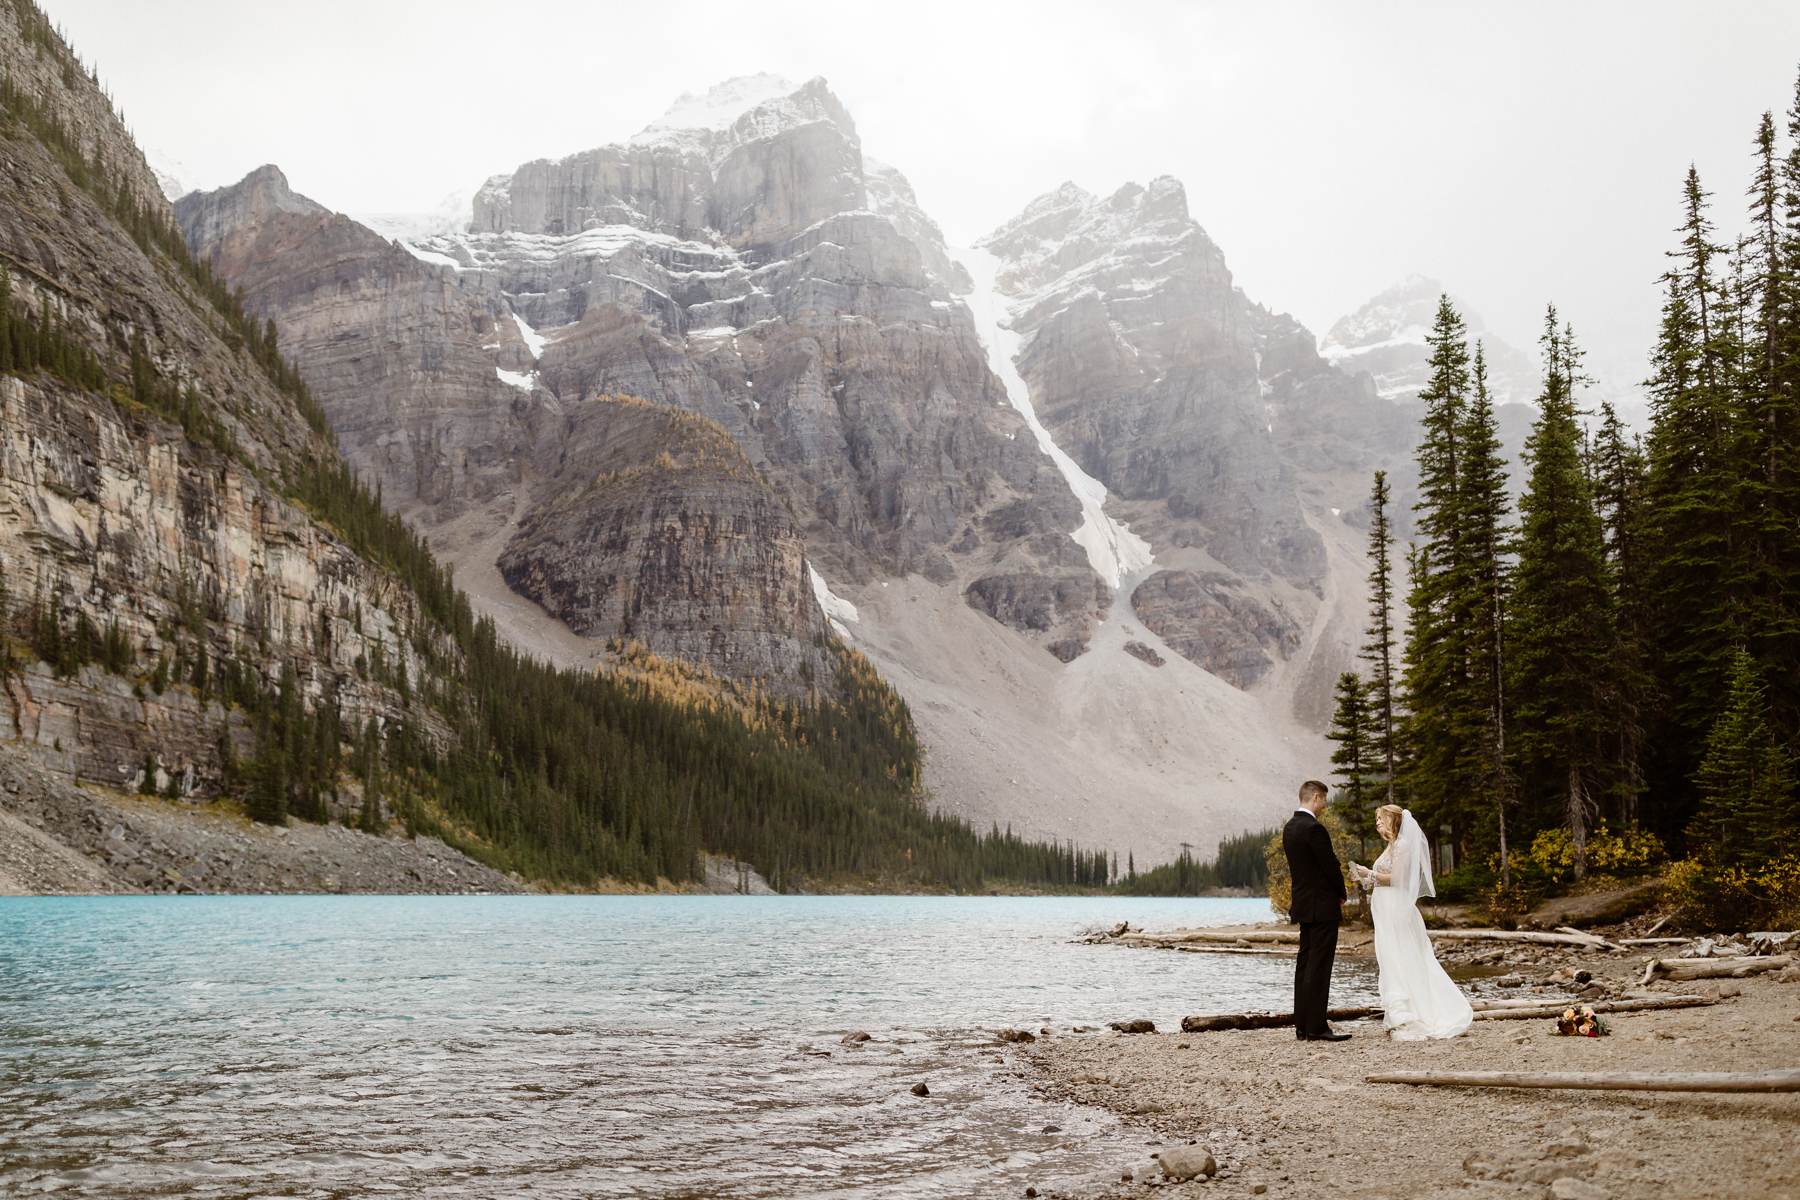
[1550,1178,1608,1200]
[1128,570,1302,688]
[1024,1189,1037,1198]
[1494,974,1525,988]
[998,1028,1038,1043]
[1108,1019,1156,1034]
[1153,1146,1217,1181]
[910,1082,930,1096]
[1107,921,1131,938]
[839,1031,872,1045]
[1251,1185,1269,1195]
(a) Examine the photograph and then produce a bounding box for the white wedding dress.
[1368,811,1473,1040]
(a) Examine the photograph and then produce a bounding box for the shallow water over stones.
[0,895,1375,1197]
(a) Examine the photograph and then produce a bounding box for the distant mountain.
[1323,275,1651,437]
[175,76,1458,862]
[1320,275,1541,405]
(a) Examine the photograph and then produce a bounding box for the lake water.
[0,896,1376,1198]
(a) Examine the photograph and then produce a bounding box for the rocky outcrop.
[498,397,831,685]
[984,179,1328,585]
[963,572,1107,662]
[1129,569,1303,688]
[176,167,533,513]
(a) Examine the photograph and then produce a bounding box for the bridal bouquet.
[1555,1005,1610,1037]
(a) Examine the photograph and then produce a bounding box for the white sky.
[39,0,1800,386]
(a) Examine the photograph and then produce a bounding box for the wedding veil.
[1393,810,1436,903]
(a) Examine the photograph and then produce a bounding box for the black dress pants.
[1294,919,1339,1038]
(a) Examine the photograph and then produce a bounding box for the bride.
[1350,804,1473,1040]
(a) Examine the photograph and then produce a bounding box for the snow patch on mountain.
[957,245,1153,589]
[808,564,859,639]
[633,73,798,141]
[356,188,475,242]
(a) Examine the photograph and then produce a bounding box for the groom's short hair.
[1299,780,1328,804]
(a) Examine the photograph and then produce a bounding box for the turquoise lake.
[0,895,1376,1197]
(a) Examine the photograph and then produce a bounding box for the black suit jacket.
[1282,810,1347,924]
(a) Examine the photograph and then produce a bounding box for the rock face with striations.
[496,397,828,683]
[0,5,442,818]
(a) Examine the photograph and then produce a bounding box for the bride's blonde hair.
[1376,804,1404,839]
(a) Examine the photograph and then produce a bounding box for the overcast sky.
[40,0,1800,386]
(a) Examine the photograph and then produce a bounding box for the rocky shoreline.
[0,753,790,896]
[1012,924,1800,1200]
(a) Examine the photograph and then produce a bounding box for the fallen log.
[1618,938,1690,946]
[1180,1005,1382,1033]
[1120,929,1300,946]
[1171,945,1296,957]
[1554,926,1626,951]
[1642,915,1671,936]
[1641,954,1792,985]
[1430,929,1617,950]
[1180,994,1711,1033]
[1367,1068,1800,1093]
[1470,995,1713,1021]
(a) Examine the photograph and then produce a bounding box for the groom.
[1283,780,1350,1042]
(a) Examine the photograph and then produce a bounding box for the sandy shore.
[1020,932,1800,1199]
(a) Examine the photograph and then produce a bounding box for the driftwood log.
[1171,945,1296,957]
[1617,937,1691,947]
[1368,1068,1800,1093]
[1180,1006,1382,1032]
[1553,926,1627,951]
[1641,953,1792,985]
[1179,994,1712,1033]
[1118,929,1301,946]
[1429,929,1620,951]
[1469,995,1713,1021]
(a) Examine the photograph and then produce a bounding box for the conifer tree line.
[2,8,1122,894]
[1327,72,1800,909]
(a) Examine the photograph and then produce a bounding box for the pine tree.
[1327,672,1375,855]
[1401,296,1474,847]
[1450,343,1516,873]
[1590,401,1652,824]
[1640,169,1742,836]
[1691,647,1795,866]
[1509,310,1620,877]
[1358,470,1399,804]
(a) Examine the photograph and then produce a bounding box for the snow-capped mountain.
[1321,275,1541,405]
[177,76,1445,862]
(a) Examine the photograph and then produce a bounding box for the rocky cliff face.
[0,15,439,818]
[496,397,829,684]
[974,178,1389,701]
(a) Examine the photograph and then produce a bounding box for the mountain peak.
[174,164,328,250]
[633,73,800,141]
